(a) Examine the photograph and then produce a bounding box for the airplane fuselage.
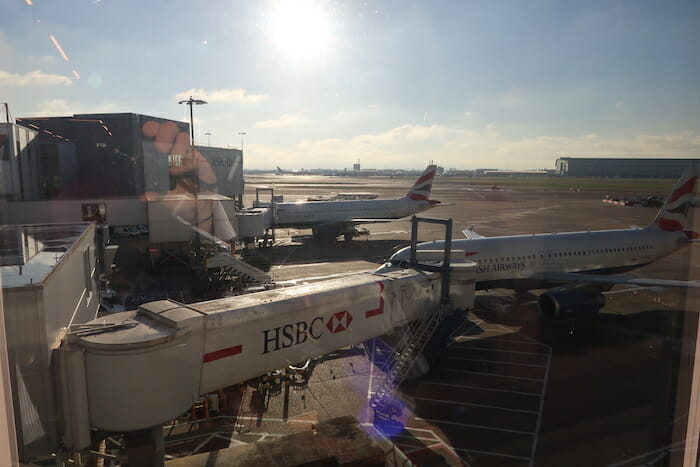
[386,228,687,289]
[273,197,434,229]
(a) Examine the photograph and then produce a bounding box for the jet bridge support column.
[124,427,165,467]
[410,215,453,303]
[254,187,276,246]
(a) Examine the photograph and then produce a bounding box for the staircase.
[205,252,272,285]
[370,303,447,415]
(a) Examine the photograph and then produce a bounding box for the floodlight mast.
[178,96,208,262]
[178,96,207,146]
[238,131,246,153]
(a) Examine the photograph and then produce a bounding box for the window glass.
[0,2,698,467]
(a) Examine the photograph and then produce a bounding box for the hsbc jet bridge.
[54,218,476,460]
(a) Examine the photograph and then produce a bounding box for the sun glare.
[266,0,333,61]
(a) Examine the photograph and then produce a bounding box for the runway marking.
[477,326,524,333]
[446,319,484,348]
[361,314,552,466]
[410,416,535,436]
[472,320,553,467]
[391,434,441,443]
[490,321,551,348]
[365,339,376,424]
[274,269,374,285]
[453,447,531,462]
[401,441,445,453]
[275,261,358,269]
[229,416,316,424]
[458,335,550,348]
[449,345,549,357]
[529,344,552,466]
[448,356,548,368]
[420,381,541,397]
[446,368,545,383]
[191,433,239,454]
[409,396,539,415]
[366,229,408,236]
[395,427,468,467]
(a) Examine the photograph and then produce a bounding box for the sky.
[1,0,699,170]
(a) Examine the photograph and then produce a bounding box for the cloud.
[353,124,474,146]
[496,87,525,106]
[251,123,480,169]
[485,123,499,137]
[0,69,73,87]
[30,99,120,117]
[175,88,267,104]
[244,122,700,171]
[255,113,309,128]
[33,99,72,116]
[615,100,624,108]
[497,131,700,161]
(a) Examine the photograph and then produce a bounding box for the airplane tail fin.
[647,162,698,237]
[406,165,437,201]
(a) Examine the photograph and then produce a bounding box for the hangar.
[556,157,699,178]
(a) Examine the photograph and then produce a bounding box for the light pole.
[205,132,212,147]
[238,131,246,153]
[178,96,207,147]
[178,96,207,263]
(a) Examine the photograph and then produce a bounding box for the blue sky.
[1,0,699,169]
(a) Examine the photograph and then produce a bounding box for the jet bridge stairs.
[370,216,460,431]
[370,302,447,413]
[204,251,272,285]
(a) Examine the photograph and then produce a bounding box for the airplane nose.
[374,264,392,274]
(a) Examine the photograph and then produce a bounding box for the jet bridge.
[56,264,475,450]
[47,217,475,467]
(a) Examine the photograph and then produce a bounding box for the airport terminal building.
[556,157,698,178]
[14,113,243,201]
[1,114,245,229]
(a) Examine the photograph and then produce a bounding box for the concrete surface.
[160,173,699,466]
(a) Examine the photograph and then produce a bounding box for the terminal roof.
[0,223,91,288]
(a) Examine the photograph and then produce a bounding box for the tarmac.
[167,173,699,466]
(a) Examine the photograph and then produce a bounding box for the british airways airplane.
[378,166,699,317]
[273,165,442,241]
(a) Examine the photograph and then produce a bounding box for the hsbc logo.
[326,311,353,334]
[261,312,353,354]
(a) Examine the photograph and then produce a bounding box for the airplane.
[377,165,699,317]
[272,165,443,241]
[276,166,308,175]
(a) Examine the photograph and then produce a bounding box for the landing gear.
[256,229,275,248]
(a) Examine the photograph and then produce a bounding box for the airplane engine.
[538,287,605,319]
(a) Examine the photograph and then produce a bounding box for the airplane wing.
[462,228,486,239]
[527,271,700,289]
